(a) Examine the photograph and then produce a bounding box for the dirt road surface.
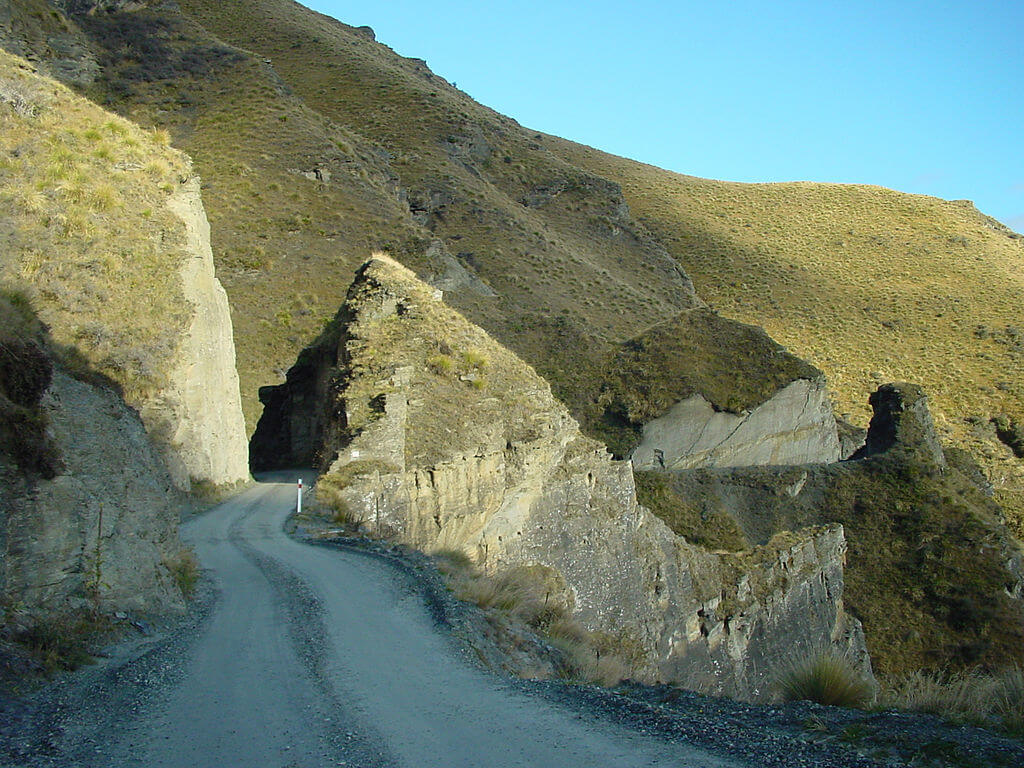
[8,474,744,768]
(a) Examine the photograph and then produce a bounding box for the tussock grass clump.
[775,652,873,708]
[881,667,1024,734]
[4,611,111,675]
[431,550,632,686]
[328,502,364,530]
[880,669,993,722]
[164,550,200,599]
[427,353,454,374]
[993,667,1024,735]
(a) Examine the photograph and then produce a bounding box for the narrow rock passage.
[33,475,748,768]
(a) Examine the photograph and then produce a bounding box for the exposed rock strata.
[1,369,184,615]
[258,256,869,698]
[594,308,839,464]
[631,378,842,470]
[646,384,1024,675]
[151,177,250,491]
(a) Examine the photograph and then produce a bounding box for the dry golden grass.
[774,651,874,708]
[80,1,1024,532]
[551,138,1024,535]
[0,50,191,403]
[432,550,631,686]
[158,0,696,432]
[880,667,1024,734]
[163,549,201,599]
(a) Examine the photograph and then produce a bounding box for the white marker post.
[296,478,303,515]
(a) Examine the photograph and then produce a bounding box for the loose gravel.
[2,484,1022,768]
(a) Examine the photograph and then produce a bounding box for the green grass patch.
[775,651,874,708]
[633,470,747,551]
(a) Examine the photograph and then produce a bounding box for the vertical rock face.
[261,255,869,698]
[852,382,946,467]
[0,53,249,492]
[249,318,344,472]
[630,378,842,470]
[149,178,250,491]
[1,369,184,615]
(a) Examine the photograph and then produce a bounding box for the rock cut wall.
[257,255,870,698]
[148,177,250,491]
[1,368,184,616]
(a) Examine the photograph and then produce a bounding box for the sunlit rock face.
[631,378,842,471]
[255,255,870,699]
[148,178,250,492]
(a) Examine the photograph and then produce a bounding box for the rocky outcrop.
[424,240,497,298]
[593,308,840,464]
[261,255,869,698]
[851,382,946,467]
[0,52,249,492]
[643,383,1024,676]
[631,378,842,470]
[1,368,184,616]
[147,178,249,491]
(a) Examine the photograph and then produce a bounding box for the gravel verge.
[297,522,1024,768]
[2,514,1021,768]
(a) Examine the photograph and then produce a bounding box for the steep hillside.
[9,0,710,435]
[16,0,1016,534]
[6,3,1021,497]
[547,139,1024,534]
[4,0,1024,682]
[0,47,249,490]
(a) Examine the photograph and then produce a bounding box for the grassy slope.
[548,138,1024,535]
[58,6,422,430]
[166,0,703,429]
[0,49,191,402]
[19,0,842,446]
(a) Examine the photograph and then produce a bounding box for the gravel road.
[4,474,1022,768]
[1,474,743,768]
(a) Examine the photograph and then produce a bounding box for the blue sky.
[308,1,1024,231]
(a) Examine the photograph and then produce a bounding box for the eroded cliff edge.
[0,50,249,492]
[641,384,1024,676]
[253,255,869,699]
[0,303,184,617]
